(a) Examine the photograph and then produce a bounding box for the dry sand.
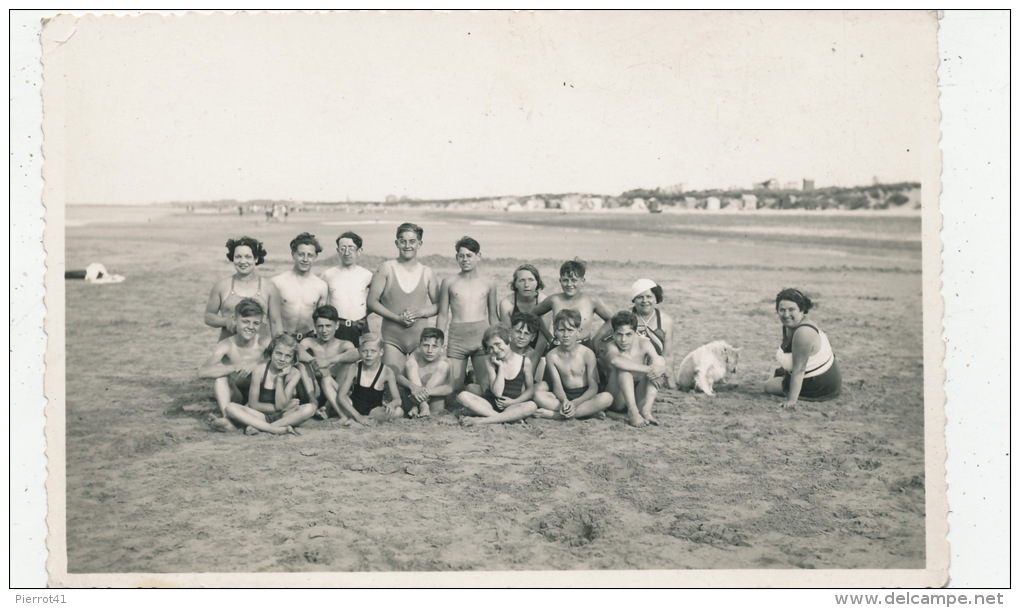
[60,209,925,575]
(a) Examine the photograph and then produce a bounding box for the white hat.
[629,278,657,301]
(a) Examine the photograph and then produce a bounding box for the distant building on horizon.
[803,179,815,191]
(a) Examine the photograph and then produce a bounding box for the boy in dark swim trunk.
[603,310,670,428]
[397,327,453,417]
[531,259,613,359]
[199,298,270,433]
[436,236,498,391]
[456,325,538,426]
[533,310,613,420]
[335,333,402,425]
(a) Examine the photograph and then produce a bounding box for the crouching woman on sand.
[764,288,842,406]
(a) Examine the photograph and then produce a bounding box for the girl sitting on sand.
[224,333,317,435]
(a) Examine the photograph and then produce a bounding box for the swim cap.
[629,278,657,301]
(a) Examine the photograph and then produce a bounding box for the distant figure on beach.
[603,310,670,427]
[204,236,282,341]
[533,309,613,420]
[436,236,499,390]
[628,278,676,389]
[456,324,538,426]
[532,258,612,358]
[764,288,842,405]
[229,333,316,435]
[367,222,439,374]
[397,328,453,418]
[334,333,402,425]
[272,232,328,341]
[198,298,271,432]
[497,263,549,354]
[298,305,360,420]
[320,231,374,347]
[64,262,125,284]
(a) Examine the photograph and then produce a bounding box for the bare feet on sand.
[460,417,478,427]
[205,414,234,433]
[315,406,329,420]
[244,425,261,435]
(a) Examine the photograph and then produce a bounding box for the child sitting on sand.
[334,332,403,425]
[534,309,614,420]
[532,259,613,356]
[199,297,270,432]
[397,327,453,418]
[298,305,360,419]
[603,310,671,428]
[456,325,538,426]
[508,311,547,391]
[225,333,317,435]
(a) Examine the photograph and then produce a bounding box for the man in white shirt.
[320,231,374,347]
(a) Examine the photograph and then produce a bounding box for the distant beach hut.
[705,196,721,211]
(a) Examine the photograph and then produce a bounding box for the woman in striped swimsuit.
[764,288,842,404]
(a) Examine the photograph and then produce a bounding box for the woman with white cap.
[629,278,676,389]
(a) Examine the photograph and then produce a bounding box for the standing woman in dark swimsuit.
[204,236,282,341]
[497,263,549,348]
[628,278,676,389]
[764,288,842,405]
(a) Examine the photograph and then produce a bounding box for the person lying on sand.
[533,310,613,421]
[298,305,360,420]
[397,328,453,418]
[334,333,402,424]
[198,298,270,432]
[602,310,670,427]
[229,333,316,435]
[456,325,538,426]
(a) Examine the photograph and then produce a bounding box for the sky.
[42,10,939,204]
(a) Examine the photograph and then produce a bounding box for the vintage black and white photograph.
[35,10,953,587]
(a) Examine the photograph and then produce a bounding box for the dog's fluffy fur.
[675,340,741,396]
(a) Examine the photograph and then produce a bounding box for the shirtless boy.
[298,305,360,419]
[533,309,613,420]
[335,333,402,425]
[456,325,538,426]
[397,327,453,418]
[532,259,613,356]
[436,236,499,390]
[198,298,271,432]
[320,231,374,347]
[272,232,329,340]
[367,223,439,374]
[603,310,671,427]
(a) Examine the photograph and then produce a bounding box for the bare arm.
[487,283,499,327]
[382,368,402,410]
[577,350,601,403]
[263,280,283,337]
[783,328,817,405]
[436,277,451,333]
[334,365,369,423]
[489,356,507,398]
[366,263,404,323]
[413,267,440,320]
[198,342,240,379]
[203,280,231,332]
[497,297,514,325]
[422,361,453,398]
[533,296,555,342]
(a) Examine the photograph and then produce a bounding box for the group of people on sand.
[199,222,841,436]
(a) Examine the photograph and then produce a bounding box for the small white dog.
[675,341,741,396]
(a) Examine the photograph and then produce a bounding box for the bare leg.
[382,343,408,378]
[462,402,538,426]
[532,390,565,418]
[635,379,659,425]
[608,370,646,427]
[224,404,293,435]
[270,402,316,430]
[572,392,613,419]
[764,377,785,397]
[448,357,468,391]
[469,353,489,391]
